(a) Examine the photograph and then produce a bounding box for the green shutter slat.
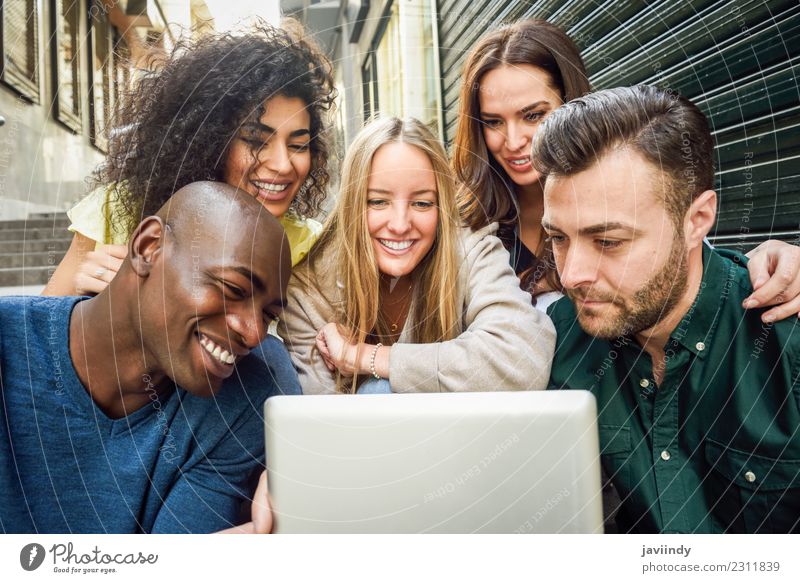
[588,1,797,87]
[650,14,800,99]
[717,173,800,233]
[582,0,725,74]
[702,65,800,128]
[567,0,651,52]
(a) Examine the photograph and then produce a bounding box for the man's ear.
[129,216,166,278]
[684,190,717,250]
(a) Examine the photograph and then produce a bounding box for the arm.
[42,234,127,296]
[389,232,555,393]
[150,400,269,533]
[277,277,339,394]
[42,233,96,295]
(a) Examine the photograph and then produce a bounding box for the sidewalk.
[0,285,45,296]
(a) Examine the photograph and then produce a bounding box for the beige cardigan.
[278,223,556,394]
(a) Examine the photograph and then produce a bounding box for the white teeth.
[380,239,413,251]
[253,181,288,192]
[199,334,235,366]
[509,158,530,166]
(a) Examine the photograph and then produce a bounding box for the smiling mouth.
[199,333,236,365]
[507,157,531,168]
[252,180,291,202]
[379,239,414,253]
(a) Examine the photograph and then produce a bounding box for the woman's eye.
[411,200,436,210]
[243,137,267,150]
[545,235,567,246]
[525,111,545,123]
[290,143,310,153]
[367,199,390,209]
[480,118,501,128]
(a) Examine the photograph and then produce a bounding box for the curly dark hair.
[95,19,336,237]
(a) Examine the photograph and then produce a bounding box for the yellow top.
[67,184,323,266]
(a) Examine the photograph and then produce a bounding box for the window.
[362,50,379,121]
[89,3,114,151]
[53,0,82,133]
[112,31,130,113]
[1,0,40,101]
[361,0,442,133]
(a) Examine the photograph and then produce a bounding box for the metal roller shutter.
[437,0,800,248]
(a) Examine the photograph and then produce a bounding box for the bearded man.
[537,85,800,534]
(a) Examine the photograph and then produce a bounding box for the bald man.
[0,181,300,533]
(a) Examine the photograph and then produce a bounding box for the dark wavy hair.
[452,19,591,297]
[94,19,335,237]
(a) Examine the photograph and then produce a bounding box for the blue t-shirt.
[0,296,301,533]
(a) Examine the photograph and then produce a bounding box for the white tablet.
[264,391,603,533]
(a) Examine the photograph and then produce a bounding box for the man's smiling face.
[139,189,290,396]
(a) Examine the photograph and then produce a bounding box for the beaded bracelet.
[369,343,383,380]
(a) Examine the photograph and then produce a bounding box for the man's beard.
[566,236,690,340]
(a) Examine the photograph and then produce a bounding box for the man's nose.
[558,245,597,291]
[227,308,267,350]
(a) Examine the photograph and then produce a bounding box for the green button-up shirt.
[548,246,800,533]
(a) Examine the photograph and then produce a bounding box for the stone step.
[0,227,73,241]
[26,212,69,220]
[0,250,67,269]
[0,266,54,286]
[0,238,72,254]
[0,217,71,230]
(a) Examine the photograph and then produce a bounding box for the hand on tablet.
[217,471,273,534]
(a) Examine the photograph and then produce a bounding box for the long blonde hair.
[307,117,462,392]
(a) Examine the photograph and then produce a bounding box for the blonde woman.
[279,117,555,394]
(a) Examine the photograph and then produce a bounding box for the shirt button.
[661,450,671,461]
[640,379,650,388]
[695,342,706,352]
[744,470,756,483]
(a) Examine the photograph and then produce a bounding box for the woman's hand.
[316,322,360,376]
[74,244,128,295]
[744,240,800,322]
[315,323,390,378]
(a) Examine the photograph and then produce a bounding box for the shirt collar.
[669,245,736,358]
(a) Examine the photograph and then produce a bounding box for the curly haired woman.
[44,20,335,296]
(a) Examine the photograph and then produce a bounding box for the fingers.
[73,272,109,295]
[251,471,273,534]
[759,295,800,324]
[743,241,800,310]
[315,329,335,372]
[103,244,129,260]
[73,248,125,295]
[743,265,799,310]
[743,247,771,292]
[90,248,124,276]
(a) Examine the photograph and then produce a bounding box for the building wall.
[436,0,800,248]
[334,0,393,146]
[1,0,104,220]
